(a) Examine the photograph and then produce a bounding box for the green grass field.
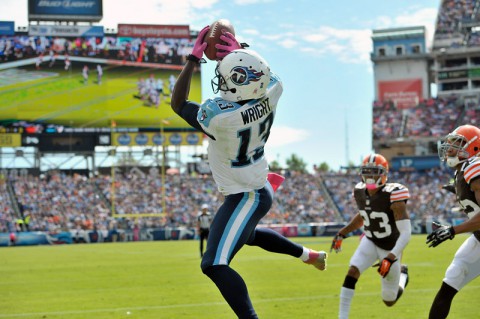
[0,62,201,128]
[0,234,478,319]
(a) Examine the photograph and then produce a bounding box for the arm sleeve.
[178,100,206,133]
[390,219,411,258]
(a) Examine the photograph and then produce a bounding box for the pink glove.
[191,25,210,60]
[215,32,242,59]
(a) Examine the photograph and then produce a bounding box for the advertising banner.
[28,0,103,21]
[390,155,441,171]
[297,224,313,237]
[29,24,104,37]
[438,70,468,80]
[0,231,72,246]
[0,221,437,246]
[117,24,190,38]
[378,78,422,109]
[0,134,21,147]
[112,132,203,147]
[0,21,14,36]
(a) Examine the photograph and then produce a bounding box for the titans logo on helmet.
[230,66,264,86]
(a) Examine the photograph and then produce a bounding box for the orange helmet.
[360,154,389,190]
[438,124,480,167]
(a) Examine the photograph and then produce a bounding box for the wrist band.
[187,54,200,63]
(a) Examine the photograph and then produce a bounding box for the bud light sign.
[29,0,103,21]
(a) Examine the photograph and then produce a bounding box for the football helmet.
[360,154,389,190]
[438,124,480,167]
[211,49,270,102]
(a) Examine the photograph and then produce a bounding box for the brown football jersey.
[353,182,410,250]
[454,158,480,241]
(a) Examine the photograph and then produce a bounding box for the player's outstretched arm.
[330,213,363,253]
[330,233,346,253]
[427,178,480,247]
[426,222,455,247]
[389,200,411,259]
[171,26,209,115]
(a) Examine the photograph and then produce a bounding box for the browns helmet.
[438,124,480,168]
[360,154,389,190]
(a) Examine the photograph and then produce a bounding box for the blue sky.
[2,0,440,170]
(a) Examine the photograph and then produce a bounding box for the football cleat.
[304,250,327,271]
[401,264,409,288]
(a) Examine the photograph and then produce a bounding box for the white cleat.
[304,250,327,271]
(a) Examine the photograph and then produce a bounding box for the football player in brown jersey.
[331,154,411,319]
[427,124,480,319]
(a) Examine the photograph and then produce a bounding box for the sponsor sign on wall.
[0,21,14,36]
[117,24,190,38]
[0,134,21,147]
[29,24,104,37]
[390,155,441,171]
[112,132,203,146]
[378,78,422,109]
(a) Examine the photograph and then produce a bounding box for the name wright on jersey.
[241,98,271,125]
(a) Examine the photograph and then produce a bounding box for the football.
[204,19,235,61]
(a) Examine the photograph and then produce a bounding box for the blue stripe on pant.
[200,186,273,319]
[201,186,272,270]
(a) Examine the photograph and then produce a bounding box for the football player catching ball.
[171,25,327,319]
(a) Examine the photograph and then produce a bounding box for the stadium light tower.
[160,118,170,216]
[110,119,117,217]
[345,111,350,167]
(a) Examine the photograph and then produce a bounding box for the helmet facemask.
[361,166,388,190]
[438,134,471,167]
[211,65,232,96]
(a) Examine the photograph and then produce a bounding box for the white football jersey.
[198,73,283,195]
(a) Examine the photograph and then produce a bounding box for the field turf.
[0,62,201,129]
[0,234,479,318]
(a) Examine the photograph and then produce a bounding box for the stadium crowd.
[434,0,477,44]
[0,165,461,235]
[373,96,466,140]
[0,35,193,66]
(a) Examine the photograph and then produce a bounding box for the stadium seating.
[373,96,467,140]
[0,167,462,235]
